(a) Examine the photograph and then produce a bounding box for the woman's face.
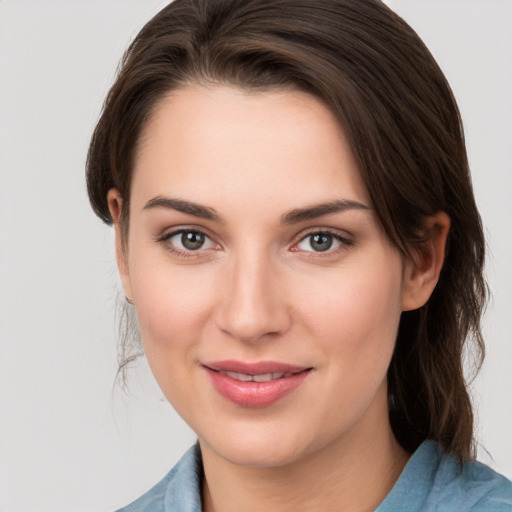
[113,85,413,467]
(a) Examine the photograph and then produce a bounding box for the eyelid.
[155,225,353,259]
[290,227,354,254]
[156,224,217,241]
[156,225,221,257]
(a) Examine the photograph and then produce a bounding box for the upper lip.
[202,360,311,375]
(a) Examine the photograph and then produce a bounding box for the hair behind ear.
[389,206,485,460]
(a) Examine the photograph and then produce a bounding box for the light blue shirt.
[116,441,512,511]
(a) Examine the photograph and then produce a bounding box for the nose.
[214,251,292,344]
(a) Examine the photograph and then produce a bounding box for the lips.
[202,360,312,408]
[218,370,295,382]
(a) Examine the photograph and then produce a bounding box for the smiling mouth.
[212,370,300,382]
[202,361,313,407]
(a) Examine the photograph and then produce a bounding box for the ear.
[401,211,450,311]
[107,188,133,302]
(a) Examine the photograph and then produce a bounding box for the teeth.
[225,371,253,382]
[220,371,292,382]
[253,373,275,382]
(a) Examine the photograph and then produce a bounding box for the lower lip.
[204,367,311,408]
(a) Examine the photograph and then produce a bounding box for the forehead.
[131,84,370,210]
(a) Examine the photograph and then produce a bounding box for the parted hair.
[86,0,487,461]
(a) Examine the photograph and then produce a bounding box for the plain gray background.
[0,1,511,511]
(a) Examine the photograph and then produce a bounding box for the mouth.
[201,360,313,408]
[212,370,299,382]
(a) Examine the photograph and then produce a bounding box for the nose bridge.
[215,244,290,343]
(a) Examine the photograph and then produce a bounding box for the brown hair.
[86,0,486,461]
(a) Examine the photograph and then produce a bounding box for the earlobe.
[107,188,133,302]
[401,211,450,311]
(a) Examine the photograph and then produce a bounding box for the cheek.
[296,251,404,363]
[129,254,217,358]
[291,252,404,432]
[128,259,220,412]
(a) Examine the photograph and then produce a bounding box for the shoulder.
[377,441,512,512]
[435,453,512,511]
[114,444,203,512]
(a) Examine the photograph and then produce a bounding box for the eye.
[295,231,350,253]
[162,229,218,253]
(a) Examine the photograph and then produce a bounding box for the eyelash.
[292,229,354,258]
[156,228,220,259]
[156,227,354,259]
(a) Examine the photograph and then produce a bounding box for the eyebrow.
[143,196,370,224]
[280,199,370,224]
[143,196,223,222]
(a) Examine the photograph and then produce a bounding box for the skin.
[108,85,450,512]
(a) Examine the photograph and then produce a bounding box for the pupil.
[182,231,204,250]
[311,234,332,252]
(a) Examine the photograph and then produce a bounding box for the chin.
[216,443,305,468]
[198,421,318,468]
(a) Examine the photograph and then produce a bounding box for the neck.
[200,410,410,512]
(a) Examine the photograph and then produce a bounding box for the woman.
[86,0,512,510]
